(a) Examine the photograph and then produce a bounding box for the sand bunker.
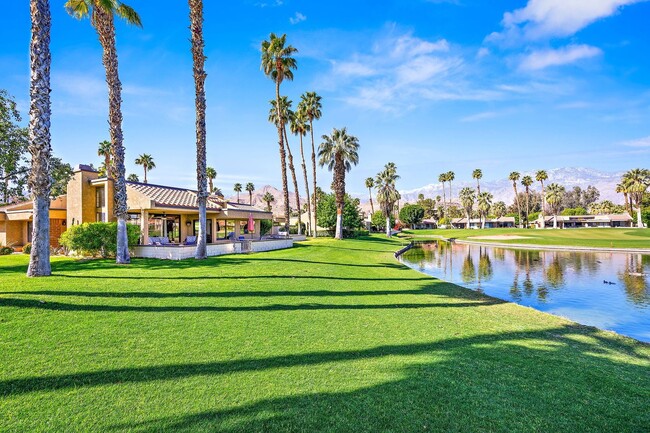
[469,235,531,240]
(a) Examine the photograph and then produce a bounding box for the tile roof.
[127,182,224,210]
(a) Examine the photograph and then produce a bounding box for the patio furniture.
[184,235,197,245]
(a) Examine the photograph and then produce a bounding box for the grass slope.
[1,236,648,432]
[402,227,650,248]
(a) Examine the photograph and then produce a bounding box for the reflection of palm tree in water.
[461,251,476,285]
[477,246,493,293]
[546,253,565,288]
[619,253,650,306]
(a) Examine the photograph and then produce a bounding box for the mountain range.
[230,167,626,215]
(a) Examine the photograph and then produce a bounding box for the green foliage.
[260,219,273,236]
[22,243,31,255]
[316,192,363,232]
[59,222,141,258]
[561,207,588,216]
[371,211,394,231]
[399,204,425,228]
[50,157,74,199]
[0,245,13,255]
[642,208,650,228]
[505,213,519,226]
[437,217,451,227]
[528,212,540,222]
[0,90,29,204]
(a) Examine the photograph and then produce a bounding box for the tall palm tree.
[546,183,565,229]
[98,140,111,179]
[27,0,53,277]
[477,191,493,229]
[472,169,482,195]
[187,0,208,259]
[206,167,216,193]
[623,168,650,228]
[291,108,312,235]
[446,171,455,209]
[299,91,322,237]
[233,183,242,203]
[535,170,548,213]
[261,33,297,232]
[262,191,275,211]
[318,127,360,240]
[509,171,521,227]
[616,182,630,215]
[127,173,138,182]
[376,164,400,237]
[385,162,399,217]
[521,175,533,226]
[459,187,475,229]
[134,153,155,183]
[365,177,375,214]
[493,201,507,218]
[438,173,447,218]
[269,97,302,234]
[245,182,255,205]
[66,0,142,265]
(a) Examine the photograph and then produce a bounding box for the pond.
[400,242,650,342]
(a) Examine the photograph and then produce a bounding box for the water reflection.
[402,242,650,342]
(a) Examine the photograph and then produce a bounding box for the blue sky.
[2,0,650,194]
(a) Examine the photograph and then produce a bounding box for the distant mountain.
[398,167,625,205]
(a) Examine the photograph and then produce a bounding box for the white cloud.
[460,111,500,122]
[476,47,490,58]
[289,12,306,25]
[620,136,650,147]
[489,0,646,43]
[519,44,602,70]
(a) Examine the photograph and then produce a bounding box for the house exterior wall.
[67,166,99,227]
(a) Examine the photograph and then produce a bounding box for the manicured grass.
[402,227,650,248]
[1,236,648,432]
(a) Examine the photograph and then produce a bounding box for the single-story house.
[1,164,276,255]
[533,214,633,229]
[413,219,437,229]
[451,217,515,229]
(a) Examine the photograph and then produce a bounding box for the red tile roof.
[127,182,224,210]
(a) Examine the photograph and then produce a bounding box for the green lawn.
[402,227,650,248]
[1,236,648,432]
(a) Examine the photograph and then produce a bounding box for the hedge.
[59,222,141,258]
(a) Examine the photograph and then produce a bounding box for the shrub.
[437,217,451,227]
[0,245,13,255]
[59,222,141,258]
[22,243,32,254]
[260,219,273,236]
[399,204,425,229]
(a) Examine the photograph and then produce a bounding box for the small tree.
[399,204,424,229]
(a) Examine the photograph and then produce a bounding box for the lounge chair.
[184,235,197,245]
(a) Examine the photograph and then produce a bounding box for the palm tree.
[438,173,447,218]
[233,183,242,203]
[127,173,139,182]
[459,187,475,229]
[245,182,255,205]
[299,91,322,237]
[616,182,630,215]
[365,177,375,214]
[98,140,112,178]
[477,191,493,229]
[66,0,142,265]
[262,191,275,211]
[546,183,565,229]
[206,167,216,193]
[134,153,155,184]
[493,201,507,218]
[472,169,482,195]
[261,33,297,232]
[212,187,223,198]
[27,0,53,277]
[187,0,209,259]
[269,97,302,234]
[290,107,312,235]
[376,164,400,237]
[318,127,360,240]
[509,171,521,227]
[446,171,455,208]
[535,169,548,212]
[521,175,533,226]
[623,168,650,228]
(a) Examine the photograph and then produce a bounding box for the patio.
[133,237,294,260]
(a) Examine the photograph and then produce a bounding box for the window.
[96,212,106,222]
[96,187,105,208]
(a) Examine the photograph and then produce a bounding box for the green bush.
[260,219,273,236]
[59,222,141,258]
[22,243,32,254]
[437,217,451,227]
[0,245,13,255]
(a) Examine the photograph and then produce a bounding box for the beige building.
[533,214,633,229]
[0,164,273,249]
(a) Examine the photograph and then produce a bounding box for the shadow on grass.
[1,325,648,431]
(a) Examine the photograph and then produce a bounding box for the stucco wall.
[132,239,293,260]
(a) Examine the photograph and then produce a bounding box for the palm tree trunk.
[309,119,317,237]
[249,191,252,205]
[540,181,545,215]
[209,178,213,193]
[334,164,344,240]
[386,216,391,237]
[94,6,129,264]
[637,202,643,228]
[368,188,374,214]
[275,81,290,233]
[143,166,147,184]
[441,184,446,219]
[26,0,52,277]
[513,185,521,228]
[284,127,301,235]
[298,133,312,237]
[189,0,208,259]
